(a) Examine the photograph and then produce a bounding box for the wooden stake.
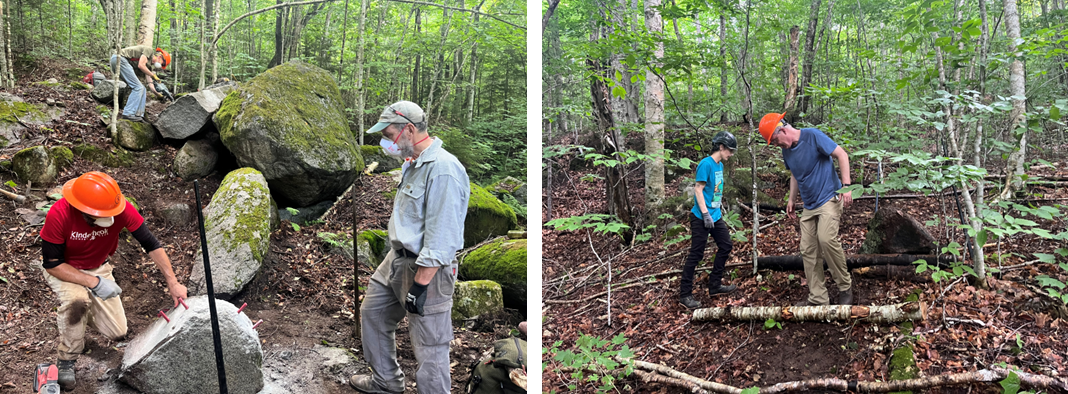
[691,301,926,324]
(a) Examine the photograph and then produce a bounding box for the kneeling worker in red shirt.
[38,171,187,390]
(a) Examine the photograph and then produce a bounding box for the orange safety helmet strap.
[62,172,126,217]
[758,112,786,145]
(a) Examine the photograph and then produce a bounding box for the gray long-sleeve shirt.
[388,137,470,267]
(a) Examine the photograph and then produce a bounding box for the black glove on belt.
[405,282,428,316]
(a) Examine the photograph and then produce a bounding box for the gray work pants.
[361,249,456,394]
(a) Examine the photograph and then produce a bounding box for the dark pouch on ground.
[466,337,527,394]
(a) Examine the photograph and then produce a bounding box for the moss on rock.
[113,120,157,151]
[12,146,57,184]
[72,144,134,167]
[888,343,919,394]
[212,60,363,206]
[464,183,518,247]
[451,280,504,322]
[70,81,92,90]
[50,146,73,169]
[460,238,526,308]
[0,100,47,124]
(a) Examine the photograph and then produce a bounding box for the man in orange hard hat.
[758,113,854,307]
[109,46,170,122]
[38,171,187,390]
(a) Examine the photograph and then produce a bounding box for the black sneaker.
[837,288,853,305]
[120,114,143,122]
[679,295,701,310]
[707,284,738,296]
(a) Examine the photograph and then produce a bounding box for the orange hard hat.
[62,172,126,217]
[156,48,171,69]
[758,112,787,145]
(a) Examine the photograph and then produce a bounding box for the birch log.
[692,302,926,324]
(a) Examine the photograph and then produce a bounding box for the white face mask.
[94,216,115,228]
[153,62,163,70]
[380,138,404,157]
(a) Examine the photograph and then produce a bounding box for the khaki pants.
[42,263,128,360]
[799,196,852,305]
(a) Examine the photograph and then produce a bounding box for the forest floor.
[542,128,1068,393]
[0,56,519,393]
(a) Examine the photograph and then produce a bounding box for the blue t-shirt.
[782,128,842,210]
[691,156,724,221]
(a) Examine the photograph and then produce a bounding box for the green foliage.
[763,318,783,330]
[317,231,347,248]
[290,222,301,232]
[285,207,299,215]
[546,333,634,393]
[545,214,631,238]
[914,259,976,283]
[999,371,1021,394]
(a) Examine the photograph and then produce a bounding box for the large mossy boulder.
[359,145,403,173]
[452,280,504,322]
[460,238,526,309]
[156,85,234,140]
[212,60,363,207]
[111,120,157,151]
[188,168,274,298]
[464,183,518,247]
[12,146,57,184]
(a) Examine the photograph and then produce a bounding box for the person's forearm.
[694,184,708,215]
[148,248,179,286]
[837,154,851,185]
[414,266,439,286]
[45,264,99,288]
[788,177,798,201]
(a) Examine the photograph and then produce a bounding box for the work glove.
[405,282,428,316]
[90,276,122,300]
[151,74,161,81]
[701,211,714,229]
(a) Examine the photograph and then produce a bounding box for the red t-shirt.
[40,198,145,270]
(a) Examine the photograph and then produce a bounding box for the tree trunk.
[209,0,220,81]
[67,0,72,57]
[411,7,421,102]
[1000,0,1028,200]
[718,13,727,122]
[424,0,454,124]
[643,0,665,208]
[168,0,176,85]
[136,0,156,45]
[798,0,822,118]
[268,0,283,67]
[0,0,7,88]
[125,0,138,45]
[590,58,633,243]
[784,25,800,113]
[975,0,989,202]
[336,0,348,82]
[693,301,926,323]
[464,1,482,124]
[754,254,962,271]
[354,0,368,144]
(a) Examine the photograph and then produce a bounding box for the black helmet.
[711,131,737,151]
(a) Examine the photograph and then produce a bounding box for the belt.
[395,249,418,258]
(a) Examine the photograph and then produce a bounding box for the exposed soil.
[0,56,518,393]
[543,127,1068,393]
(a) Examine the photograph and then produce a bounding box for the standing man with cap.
[679,131,739,309]
[39,171,187,390]
[758,113,853,306]
[109,46,170,122]
[351,100,470,394]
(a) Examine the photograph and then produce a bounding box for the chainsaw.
[153,80,176,102]
[33,364,59,394]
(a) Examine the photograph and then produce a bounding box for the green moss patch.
[50,146,73,169]
[464,183,517,247]
[888,343,919,394]
[452,280,504,322]
[72,144,134,167]
[0,100,46,124]
[358,229,388,261]
[211,168,273,263]
[461,238,526,308]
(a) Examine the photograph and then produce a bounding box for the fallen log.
[621,360,1068,393]
[692,301,926,324]
[754,254,959,271]
[853,265,932,283]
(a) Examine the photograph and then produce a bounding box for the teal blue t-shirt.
[691,156,724,221]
